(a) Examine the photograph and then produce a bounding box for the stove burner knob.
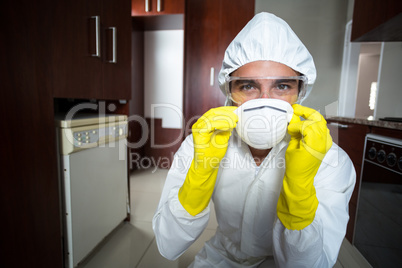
[368,147,377,160]
[377,150,386,163]
[386,153,397,167]
[398,157,402,171]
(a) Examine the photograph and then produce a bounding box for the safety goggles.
[225,76,307,105]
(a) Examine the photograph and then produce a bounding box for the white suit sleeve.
[273,144,356,267]
[152,135,211,260]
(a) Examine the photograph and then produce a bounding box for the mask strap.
[224,96,233,106]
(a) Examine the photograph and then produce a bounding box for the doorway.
[355,43,381,119]
[338,21,382,119]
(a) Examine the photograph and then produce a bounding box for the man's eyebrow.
[232,79,259,85]
[272,79,299,84]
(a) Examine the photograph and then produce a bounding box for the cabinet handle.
[210,67,214,86]
[157,0,161,12]
[329,122,349,128]
[106,27,117,63]
[145,0,150,12]
[90,16,100,58]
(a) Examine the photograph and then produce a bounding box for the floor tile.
[78,167,371,268]
[130,168,167,194]
[337,238,372,268]
[137,228,216,268]
[79,221,154,268]
[130,191,161,223]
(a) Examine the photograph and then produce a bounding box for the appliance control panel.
[364,134,402,175]
[71,124,126,147]
[58,121,128,155]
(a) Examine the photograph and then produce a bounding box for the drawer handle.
[145,0,150,12]
[90,16,100,58]
[106,27,117,63]
[157,0,161,12]
[210,67,214,86]
[329,122,349,128]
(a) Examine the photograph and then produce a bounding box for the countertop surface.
[326,116,402,131]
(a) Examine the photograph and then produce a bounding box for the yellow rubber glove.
[277,104,333,230]
[178,106,238,216]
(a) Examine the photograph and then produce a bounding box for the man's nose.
[260,89,270,99]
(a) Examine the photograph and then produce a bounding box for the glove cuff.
[276,174,319,230]
[178,160,219,216]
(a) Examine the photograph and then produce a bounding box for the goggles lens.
[225,76,307,105]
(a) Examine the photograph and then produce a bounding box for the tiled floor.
[79,168,371,268]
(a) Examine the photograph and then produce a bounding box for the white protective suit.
[152,12,356,267]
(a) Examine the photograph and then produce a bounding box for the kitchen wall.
[375,42,402,118]
[255,0,349,114]
[144,30,184,129]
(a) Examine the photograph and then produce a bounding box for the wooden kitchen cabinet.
[327,120,370,242]
[1,0,131,266]
[184,0,254,126]
[131,0,184,16]
[351,0,402,42]
[102,0,132,100]
[52,0,131,100]
[1,0,63,266]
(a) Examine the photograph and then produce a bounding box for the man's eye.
[239,84,257,91]
[276,84,291,90]
[241,84,253,90]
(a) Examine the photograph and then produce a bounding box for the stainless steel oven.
[354,133,402,267]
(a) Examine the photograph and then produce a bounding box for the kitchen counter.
[326,116,402,131]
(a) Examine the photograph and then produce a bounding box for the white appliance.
[56,114,129,268]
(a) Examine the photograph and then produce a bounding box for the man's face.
[229,61,301,106]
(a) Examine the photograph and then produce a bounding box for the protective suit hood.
[218,12,316,102]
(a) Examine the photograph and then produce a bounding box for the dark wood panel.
[129,19,146,166]
[184,0,254,129]
[184,0,221,125]
[0,0,63,266]
[141,118,183,169]
[52,0,103,99]
[218,0,254,55]
[347,203,357,243]
[327,121,369,169]
[102,0,132,100]
[351,0,402,41]
[157,0,185,14]
[216,0,254,106]
[327,120,370,243]
[53,0,131,100]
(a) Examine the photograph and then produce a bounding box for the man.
[152,12,355,267]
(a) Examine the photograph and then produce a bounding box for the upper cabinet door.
[131,0,184,16]
[52,0,131,100]
[102,0,132,100]
[52,0,103,99]
[184,0,254,124]
[351,0,402,42]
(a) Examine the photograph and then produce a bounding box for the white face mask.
[233,99,293,149]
